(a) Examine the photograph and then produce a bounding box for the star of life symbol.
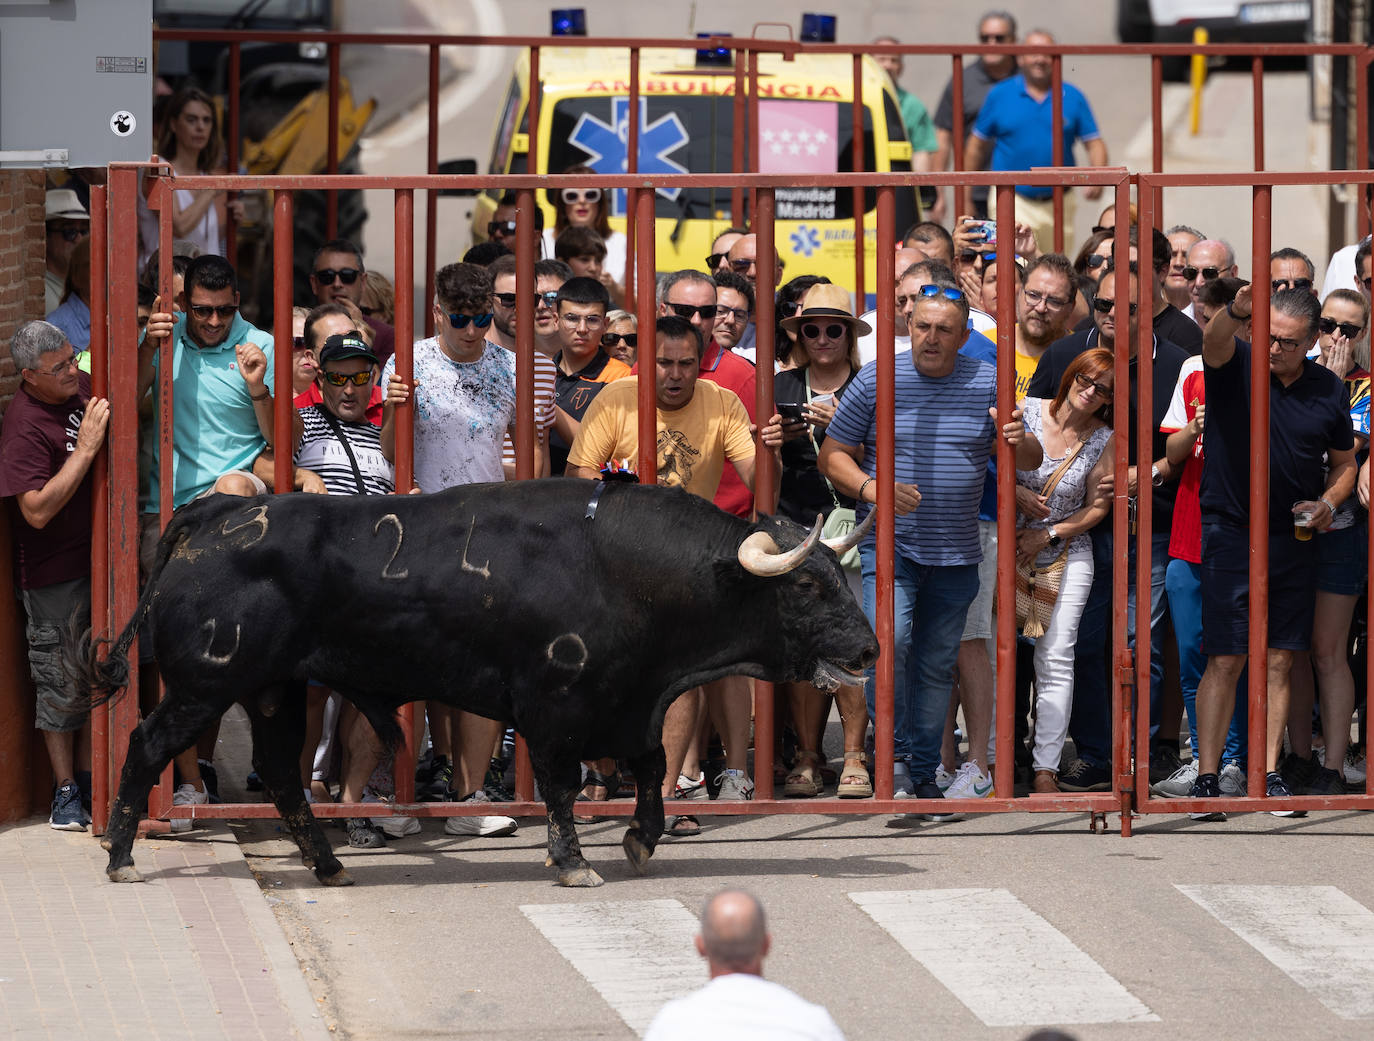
[568,98,690,216]
[791,225,821,258]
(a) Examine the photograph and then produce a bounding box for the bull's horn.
[737,516,822,577]
[820,505,875,555]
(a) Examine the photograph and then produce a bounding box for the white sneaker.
[673,773,708,800]
[714,769,755,801]
[943,761,994,800]
[170,782,208,834]
[1218,761,1247,797]
[363,790,421,838]
[934,765,955,792]
[892,761,914,799]
[1151,759,1199,798]
[444,789,517,837]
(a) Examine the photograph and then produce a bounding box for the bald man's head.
[696,890,769,975]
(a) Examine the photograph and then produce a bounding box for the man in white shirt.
[644,890,845,1041]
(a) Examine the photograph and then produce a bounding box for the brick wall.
[0,169,48,821]
[0,169,48,412]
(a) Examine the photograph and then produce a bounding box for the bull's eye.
[796,574,817,593]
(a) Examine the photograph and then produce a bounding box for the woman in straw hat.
[775,283,873,799]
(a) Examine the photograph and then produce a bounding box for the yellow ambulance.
[471,44,919,308]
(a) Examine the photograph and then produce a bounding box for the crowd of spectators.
[6,9,1371,836]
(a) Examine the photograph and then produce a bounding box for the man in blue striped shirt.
[821,283,1041,814]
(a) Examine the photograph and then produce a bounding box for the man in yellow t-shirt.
[568,314,783,836]
[983,254,1078,402]
[567,315,760,497]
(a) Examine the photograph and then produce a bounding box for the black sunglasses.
[1182,266,1221,281]
[706,252,728,270]
[980,32,1009,42]
[1092,297,1137,316]
[667,302,718,320]
[801,322,847,340]
[537,290,561,309]
[1272,278,1314,292]
[446,312,493,329]
[488,220,518,237]
[493,291,547,308]
[314,267,360,285]
[189,303,237,319]
[601,332,637,348]
[1319,316,1364,338]
[1084,254,1110,270]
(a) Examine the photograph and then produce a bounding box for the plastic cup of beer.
[1293,502,1315,541]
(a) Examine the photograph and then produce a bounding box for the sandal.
[574,768,621,823]
[665,814,700,837]
[837,752,873,799]
[784,750,824,797]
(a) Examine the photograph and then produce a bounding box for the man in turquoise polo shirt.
[137,253,303,826]
[964,29,1108,254]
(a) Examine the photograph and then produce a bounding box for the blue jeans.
[861,548,980,781]
[1129,530,1171,737]
[1164,557,1248,764]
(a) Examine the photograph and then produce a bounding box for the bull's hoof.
[107,865,143,883]
[557,866,604,888]
[99,838,112,851]
[545,855,556,868]
[316,866,354,887]
[622,832,653,874]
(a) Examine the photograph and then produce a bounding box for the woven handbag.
[1013,435,1088,639]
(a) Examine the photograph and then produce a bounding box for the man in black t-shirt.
[1026,265,1188,791]
[1189,284,1356,818]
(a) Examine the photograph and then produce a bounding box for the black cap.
[317,333,379,368]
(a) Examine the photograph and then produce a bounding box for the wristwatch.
[1047,525,1062,548]
[1151,463,1164,488]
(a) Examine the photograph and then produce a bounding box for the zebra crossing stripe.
[520,899,702,1034]
[850,889,1159,1027]
[1177,884,1374,1019]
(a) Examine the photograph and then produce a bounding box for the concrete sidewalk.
[0,819,328,1041]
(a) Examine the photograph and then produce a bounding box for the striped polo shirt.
[828,352,996,566]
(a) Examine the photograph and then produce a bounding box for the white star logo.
[797,130,812,143]
[805,143,820,156]
[814,130,830,144]
[770,143,784,154]
[763,129,776,143]
[780,129,794,143]
[788,143,801,155]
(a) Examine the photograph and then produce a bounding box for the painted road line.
[520,899,701,1034]
[851,889,1158,1027]
[1178,884,1374,1019]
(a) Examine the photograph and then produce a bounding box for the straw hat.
[779,283,872,337]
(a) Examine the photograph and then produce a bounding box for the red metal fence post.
[327,42,340,239]
[1247,185,1272,798]
[992,187,1017,803]
[88,184,110,834]
[393,186,417,801]
[272,190,294,493]
[425,44,439,339]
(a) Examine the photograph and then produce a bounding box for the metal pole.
[1358,54,1370,239]
[227,42,240,263]
[393,186,417,802]
[753,186,778,800]
[951,54,966,218]
[635,186,658,483]
[1252,56,1265,171]
[732,48,747,223]
[88,184,110,833]
[108,167,145,813]
[852,54,866,308]
[512,184,538,805]
[872,175,897,798]
[327,41,340,238]
[1051,55,1065,253]
[993,184,1016,803]
[1246,186,1272,798]
[1133,178,1154,810]
[627,47,641,302]
[272,191,294,493]
[425,44,439,338]
[1110,184,1132,826]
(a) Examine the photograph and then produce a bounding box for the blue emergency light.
[551,8,587,36]
[801,13,836,42]
[696,32,733,67]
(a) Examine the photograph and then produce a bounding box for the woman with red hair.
[1016,346,1116,793]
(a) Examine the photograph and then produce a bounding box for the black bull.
[84,479,878,887]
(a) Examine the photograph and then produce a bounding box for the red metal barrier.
[94,165,1156,835]
[149,29,1373,306]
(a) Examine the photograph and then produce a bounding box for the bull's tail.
[74,511,192,707]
